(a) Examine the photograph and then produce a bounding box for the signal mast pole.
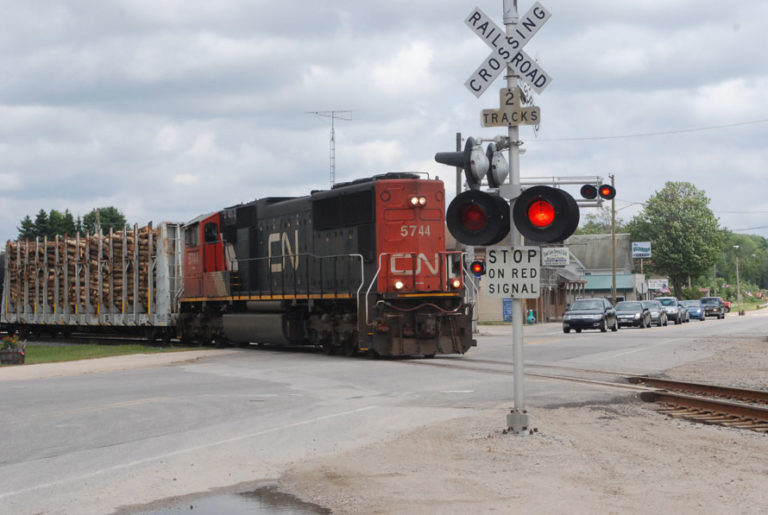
[504,0,529,435]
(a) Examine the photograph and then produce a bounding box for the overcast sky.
[2,0,767,241]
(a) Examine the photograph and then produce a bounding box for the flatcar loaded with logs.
[1,223,183,342]
[1,173,476,356]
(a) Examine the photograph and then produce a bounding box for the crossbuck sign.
[465,2,552,98]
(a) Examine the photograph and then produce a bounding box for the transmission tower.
[309,110,353,187]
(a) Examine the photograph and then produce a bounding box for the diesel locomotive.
[178,173,475,356]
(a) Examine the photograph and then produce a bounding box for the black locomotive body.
[179,173,475,357]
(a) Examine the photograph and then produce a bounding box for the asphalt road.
[1,311,766,514]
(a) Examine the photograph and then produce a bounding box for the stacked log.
[5,225,158,313]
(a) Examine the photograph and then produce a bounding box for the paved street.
[1,310,766,514]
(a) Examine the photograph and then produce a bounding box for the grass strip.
[6,344,200,366]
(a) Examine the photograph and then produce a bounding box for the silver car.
[657,296,688,324]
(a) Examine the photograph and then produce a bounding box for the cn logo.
[268,230,299,272]
[390,253,440,276]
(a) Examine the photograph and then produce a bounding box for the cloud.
[0,0,766,242]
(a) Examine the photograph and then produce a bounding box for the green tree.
[33,209,49,238]
[625,182,723,296]
[48,209,65,237]
[62,209,77,235]
[82,207,128,234]
[575,206,626,235]
[17,215,35,240]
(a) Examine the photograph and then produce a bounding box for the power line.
[532,118,768,142]
[731,225,768,232]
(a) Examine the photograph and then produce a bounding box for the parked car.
[563,298,618,333]
[641,300,668,326]
[615,301,652,328]
[657,297,687,324]
[680,299,705,321]
[700,296,727,319]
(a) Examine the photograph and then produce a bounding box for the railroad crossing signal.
[464,2,552,98]
[446,190,510,246]
[435,137,509,190]
[470,260,486,277]
[481,87,540,127]
[512,186,580,243]
[580,184,616,201]
[445,186,581,246]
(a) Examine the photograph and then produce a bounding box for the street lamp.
[733,245,744,316]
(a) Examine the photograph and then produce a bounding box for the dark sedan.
[563,298,618,333]
[642,300,668,326]
[615,301,652,328]
[700,296,726,319]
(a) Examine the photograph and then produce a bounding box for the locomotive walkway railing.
[232,252,365,301]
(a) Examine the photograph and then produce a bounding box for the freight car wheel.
[144,327,157,343]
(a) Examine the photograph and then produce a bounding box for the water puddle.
[126,485,331,514]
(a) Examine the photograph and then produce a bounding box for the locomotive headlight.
[409,196,427,207]
[394,280,405,290]
[450,278,462,289]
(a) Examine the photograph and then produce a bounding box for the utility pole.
[309,110,353,188]
[736,254,742,314]
[610,173,616,304]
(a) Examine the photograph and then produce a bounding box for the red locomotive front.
[375,178,460,294]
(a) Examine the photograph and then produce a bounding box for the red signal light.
[512,186,580,243]
[446,190,510,246]
[460,204,488,231]
[580,184,598,199]
[470,261,486,276]
[527,200,555,228]
[598,184,616,200]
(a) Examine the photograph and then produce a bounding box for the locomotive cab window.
[185,225,199,247]
[204,222,219,243]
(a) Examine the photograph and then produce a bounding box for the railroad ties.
[631,377,768,433]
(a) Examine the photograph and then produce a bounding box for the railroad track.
[404,357,768,433]
[629,377,768,433]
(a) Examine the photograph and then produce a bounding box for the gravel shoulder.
[280,317,768,514]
